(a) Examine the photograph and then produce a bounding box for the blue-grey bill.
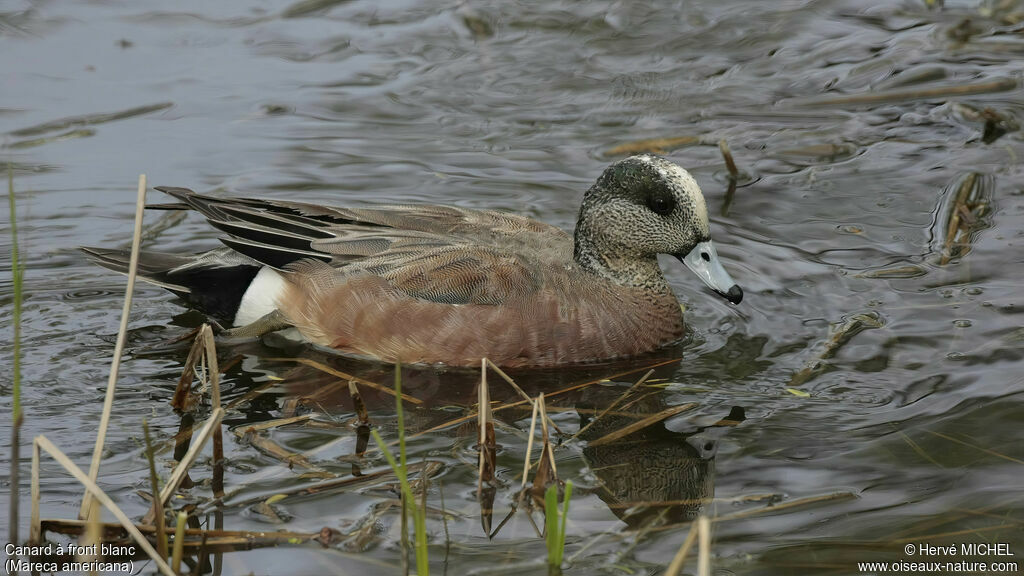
[679,240,743,304]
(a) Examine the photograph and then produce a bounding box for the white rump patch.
[234,266,287,327]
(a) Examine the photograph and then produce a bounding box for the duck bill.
[677,240,743,304]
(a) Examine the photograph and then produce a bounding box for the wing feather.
[155,187,572,306]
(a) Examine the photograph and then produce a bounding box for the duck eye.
[647,194,675,216]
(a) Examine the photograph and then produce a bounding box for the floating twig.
[587,403,697,448]
[605,136,701,157]
[235,426,324,473]
[271,357,423,405]
[573,369,654,440]
[792,78,1017,107]
[788,312,885,388]
[941,172,980,265]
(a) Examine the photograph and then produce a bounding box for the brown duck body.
[281,260,684,367]
[83,155,740,368]
[237,200,684,367]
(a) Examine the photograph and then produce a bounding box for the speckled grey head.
[574,154,742,304]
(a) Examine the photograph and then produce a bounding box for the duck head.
[574,154,743,304]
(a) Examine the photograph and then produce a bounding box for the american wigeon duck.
[84,154,742,367]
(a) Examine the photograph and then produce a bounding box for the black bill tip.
[722,284,743,305]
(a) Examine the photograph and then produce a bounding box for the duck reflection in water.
[575,387,745,527]
[181,346,744,533]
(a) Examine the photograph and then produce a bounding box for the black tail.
[81,246,260,321]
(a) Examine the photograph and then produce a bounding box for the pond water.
[2,0,1023,574]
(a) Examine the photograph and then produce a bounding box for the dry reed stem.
[925,430,1024,465]
[350,380,370,425]
[718,140,739,179]
[529,394,558,505]
[207,466,413,512]
[665,520,699,576]
[271,357,423,404]
[143,407,225,525]
[171,334,205,412]
[941,173,978,265]
[235,414,314,433]
[698,516,711,576]
[484,358,562,435]
[198,325,226,501]
[33,436,176,576]
[171,512,186,574]
[200,325,221,407]
[81,174,147,519]
[477,358,496,494]
[8,165,23,551]
[587,403,696,447]
[407,359,677,441]
[83,498,102,570]
[30,438,40,544]
[538,394,557,480]
[721,178,737,217]
[572,369,654,440]
[520,398,541,492]
[143,421,169,559]
[9,423,20,550]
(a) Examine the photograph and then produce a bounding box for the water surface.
[2,0,1023,574]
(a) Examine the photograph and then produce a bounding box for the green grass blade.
[8,166,21,423]
[8,166,23,549]
[558,481,572,562]
[544,481,573,570]
[370,363,429,575]
[545,483,559,567]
